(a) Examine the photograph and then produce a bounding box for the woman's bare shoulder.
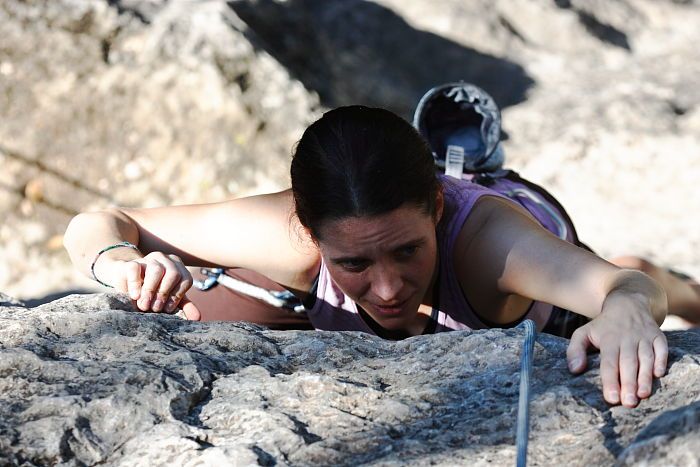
[451,196,521,308]
[453,195,522,255]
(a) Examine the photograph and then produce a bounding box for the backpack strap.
[473,170,594,252]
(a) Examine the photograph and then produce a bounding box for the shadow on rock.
[228,0,535,118]
[21,289,95,308]
[617,400,700,464]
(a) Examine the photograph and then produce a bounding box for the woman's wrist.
[605,270,667,325]
[91,242,143,288]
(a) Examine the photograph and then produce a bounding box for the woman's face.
[317,201,443,333]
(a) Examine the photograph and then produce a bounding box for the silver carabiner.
[193,268,306,313]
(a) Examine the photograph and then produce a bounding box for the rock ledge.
[1,293,699,465]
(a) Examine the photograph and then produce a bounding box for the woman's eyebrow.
[330,255,369,264]
[330,238,427,263]
[392,237,426,251]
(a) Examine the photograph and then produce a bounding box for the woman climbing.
[64,104,696,409]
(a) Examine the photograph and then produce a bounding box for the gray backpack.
[414,82,586,247]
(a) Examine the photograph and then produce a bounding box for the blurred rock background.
[1,0,699,308]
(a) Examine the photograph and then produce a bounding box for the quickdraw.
[193,267,306,313]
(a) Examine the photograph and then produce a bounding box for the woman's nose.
[371,266,404,302]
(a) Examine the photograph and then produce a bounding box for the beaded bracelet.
[90,241,139,288]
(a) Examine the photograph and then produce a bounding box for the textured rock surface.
[1,0,699,305]
[1,293,699,465]
[0,0,320,299]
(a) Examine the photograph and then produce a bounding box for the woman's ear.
[291,213,319,247]
[300,224,320,246]
[434,186,444,224]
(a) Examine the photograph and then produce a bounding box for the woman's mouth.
[370,299,408,316]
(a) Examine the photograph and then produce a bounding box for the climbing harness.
[516,319,537,467]
[193,268,306,313]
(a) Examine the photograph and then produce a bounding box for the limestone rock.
[1,293,699,465]
[0,0,321,301]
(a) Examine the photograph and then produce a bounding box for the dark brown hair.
[291,105,439,240]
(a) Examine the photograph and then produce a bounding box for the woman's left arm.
[463,196,668,407]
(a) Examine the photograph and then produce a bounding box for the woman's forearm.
[63,209,144,281]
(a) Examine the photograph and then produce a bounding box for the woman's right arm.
[63,189,320,320]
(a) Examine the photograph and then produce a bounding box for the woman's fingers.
[618,340,639,407]
[125,261,144,301]
[570,313,667,407]
[653,334,668,378]
[179,295,201,321]
[566,326,591,374]
[105,251,198,317]
[153,261,182,312]
[165,260,193,313]
[637,340,654,399]
[137,261,165,310]
[600,333,664,406]
[126,254,194,314]
[599,342,621,405]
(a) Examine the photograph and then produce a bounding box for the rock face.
[1,0,320,299]
[1,3,699,462]
[1,0,700,304]
[1,293,699,465]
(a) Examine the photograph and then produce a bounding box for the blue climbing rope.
[516,319,537,467]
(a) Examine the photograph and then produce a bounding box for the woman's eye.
[341,260,368,272]
[397,245,418,259]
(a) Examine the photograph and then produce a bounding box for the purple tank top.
[305,175,553,335]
